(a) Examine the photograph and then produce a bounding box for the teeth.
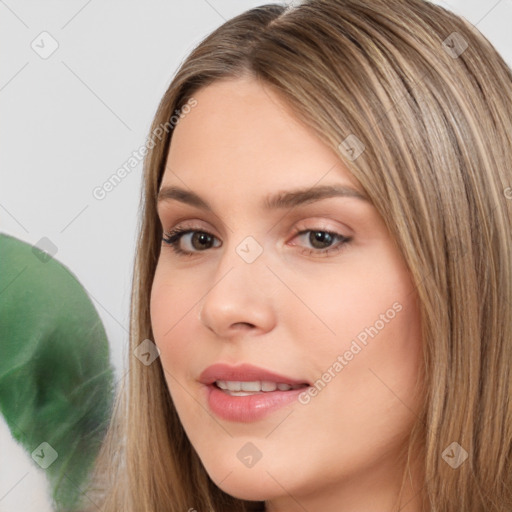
[241,381,261,392]
[261,381,277,391]
[215,380,303,393]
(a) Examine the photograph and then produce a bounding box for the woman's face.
[150,76,424,510]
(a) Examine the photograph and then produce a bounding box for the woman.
[82,0,512,510]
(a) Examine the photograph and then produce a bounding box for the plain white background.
[0,1,510,510]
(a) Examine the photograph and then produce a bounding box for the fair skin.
[150,75,425,512]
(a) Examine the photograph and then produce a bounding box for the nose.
[198,240,276,339]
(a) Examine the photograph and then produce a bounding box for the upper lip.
[199,363,310,386]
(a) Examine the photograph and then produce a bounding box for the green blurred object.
[0,232,115,511]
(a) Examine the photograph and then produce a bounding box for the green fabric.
[0,232,115,511]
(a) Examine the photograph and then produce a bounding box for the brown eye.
[162,228,220,256]
[290,229,352,257]
[308,231,335,249]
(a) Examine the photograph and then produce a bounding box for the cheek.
[288,256,417,359]
[315,283,423,428]
[295,251,423,418]
[149,271,203,421]
[149,267,197,370]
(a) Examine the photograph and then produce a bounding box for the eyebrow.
[157,184,369,211]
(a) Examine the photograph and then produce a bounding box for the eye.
[162,227,220,257]
[161,226,352,257]
[289,227,352,257]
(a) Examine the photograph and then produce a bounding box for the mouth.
[199,363,311,422]
[213,380,308,396]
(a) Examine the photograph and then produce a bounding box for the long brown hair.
[80,1,512,510]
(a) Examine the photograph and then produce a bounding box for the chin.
[203,461,285,502]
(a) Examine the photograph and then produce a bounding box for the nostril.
[233,322,255,329]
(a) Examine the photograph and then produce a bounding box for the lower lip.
[204,384,307,422]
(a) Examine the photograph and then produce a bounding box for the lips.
[199,363,310,386]
[198,363,311,422]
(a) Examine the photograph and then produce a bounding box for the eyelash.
[161,225,352,258]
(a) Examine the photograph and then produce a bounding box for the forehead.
[162,77,362,199]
